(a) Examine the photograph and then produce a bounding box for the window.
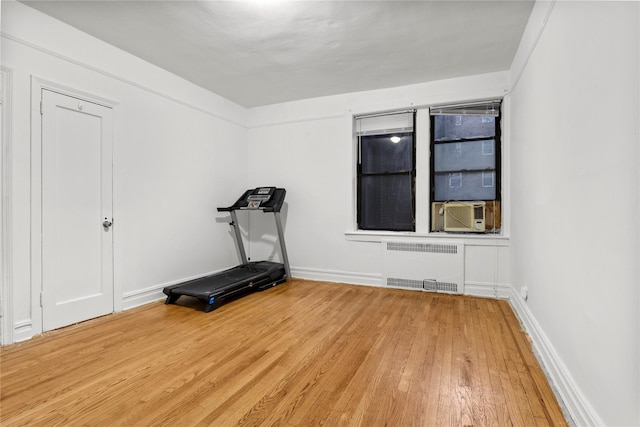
[430,100,502,232]
[355,111,415,231]
[352,101,502,235]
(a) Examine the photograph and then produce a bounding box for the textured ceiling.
[20,0,534,108]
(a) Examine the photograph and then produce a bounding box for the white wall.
[1,2,249,342]
[246,73,512,294]
[508,1,639,425]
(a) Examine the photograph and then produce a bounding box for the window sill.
[344,230,510,246]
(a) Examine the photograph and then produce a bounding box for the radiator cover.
[382,241,464,294]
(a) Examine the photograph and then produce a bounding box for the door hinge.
[40,292,44,307]
[40,100,43,115]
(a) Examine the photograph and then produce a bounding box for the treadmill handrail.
[216,187,291,279]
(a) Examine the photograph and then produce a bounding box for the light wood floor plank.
[1,279,567,426]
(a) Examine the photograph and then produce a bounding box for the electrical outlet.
[520,286,528,301]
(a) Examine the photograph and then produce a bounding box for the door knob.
[103,219,112,229]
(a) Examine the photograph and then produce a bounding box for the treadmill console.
[217,187,286,213]
[245,187,275,209]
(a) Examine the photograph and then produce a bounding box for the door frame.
[30,77,120,337]
[1,68,13,345]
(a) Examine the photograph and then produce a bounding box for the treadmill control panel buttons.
[245,187,276,209]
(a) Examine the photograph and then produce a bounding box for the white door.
[41,89,114,331]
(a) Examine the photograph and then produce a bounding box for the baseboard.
[464,280,511,299]
[13,319,34,343]
[121,268,227,310]
[122,285,166,310]
[291,267,382,287]
[291,269,514,300]
[508,287,604,427]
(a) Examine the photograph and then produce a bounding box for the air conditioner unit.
[443,201,486,232]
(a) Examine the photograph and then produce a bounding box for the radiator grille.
[386,242,458,254]
[388,278,459,293]
[387,278,424,289]
[383,241,463,295]
[434,281,458,293]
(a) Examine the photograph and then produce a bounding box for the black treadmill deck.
[163,261,285,312]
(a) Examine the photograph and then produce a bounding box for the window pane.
[360,132,413,174]
[434,139,495,172]
[359,174,413,231]
[433,115,495,141]
[434,171,496,201]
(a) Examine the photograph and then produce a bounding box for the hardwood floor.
[1,279,567,426]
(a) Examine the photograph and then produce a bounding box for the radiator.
[382,241,464,294]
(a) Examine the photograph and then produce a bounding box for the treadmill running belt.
[163,261,285,312]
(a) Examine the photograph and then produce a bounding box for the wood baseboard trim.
[508,287,603,427]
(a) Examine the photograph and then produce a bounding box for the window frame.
[347,99,507,242]
[355,111,417,232]
[429,102,502,234]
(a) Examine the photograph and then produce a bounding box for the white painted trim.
[637,7,640,426]
[122,267,237,310]
[346,111,358,233]
[291,266,382,287]
[499,96,511,238]
[509,0,556,94]
[1,67,14,345]
[1,32,247,128]
[13,319,33,343]
[464,281,510,299]
[30,76,44,338]
[414,109,430,233]
[293,267,514,300]
[35,77,119,109]
[345,230,510,245]
[249,114,344,129]
[122,285,166,311]
[509,287,604,427]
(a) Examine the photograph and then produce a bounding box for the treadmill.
[163,187,291,312]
